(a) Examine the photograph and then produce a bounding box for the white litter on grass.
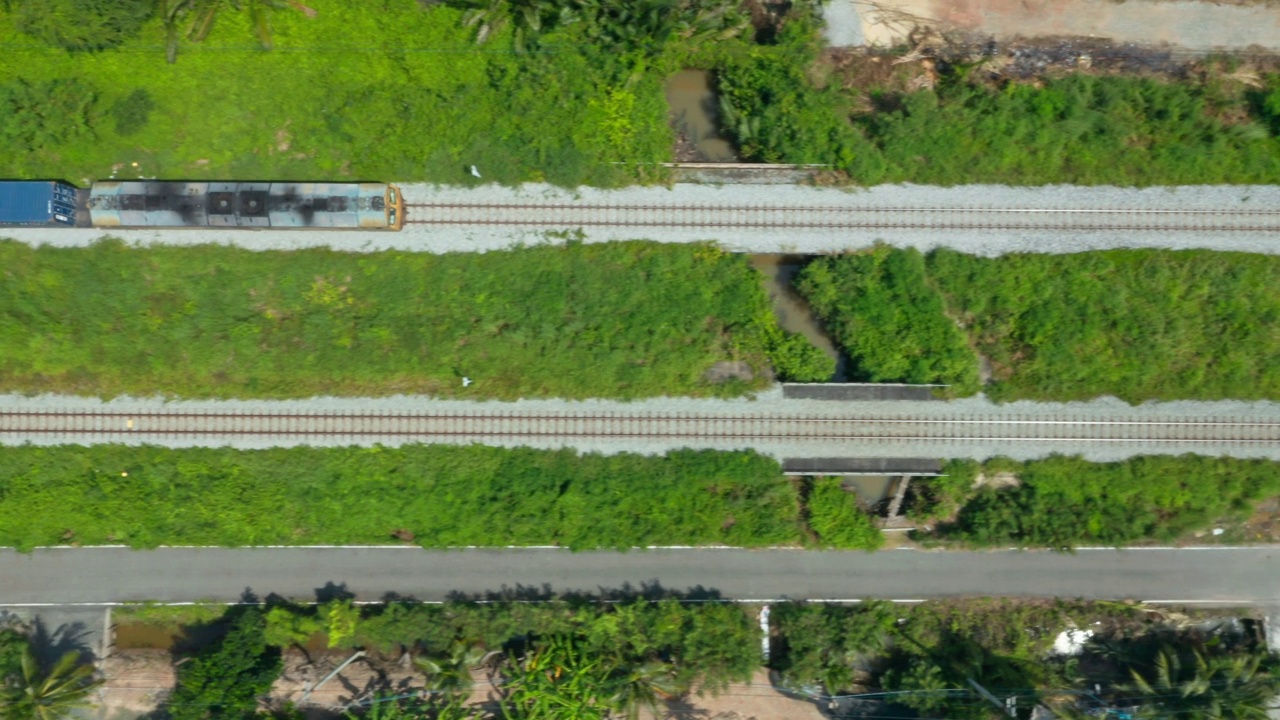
[1053,629,1094,655]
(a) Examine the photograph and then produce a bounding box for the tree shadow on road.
[438,579,726,605]
[28,616,95,666]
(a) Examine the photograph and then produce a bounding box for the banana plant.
[161,0,312,62]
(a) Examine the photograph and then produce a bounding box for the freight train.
[0,180,405,231]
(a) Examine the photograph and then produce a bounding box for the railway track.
[3,410,1279,444]
[402,203,1280,232]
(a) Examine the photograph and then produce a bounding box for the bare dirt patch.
[92,650,825,720]
[851,0,1280,51]
[973,471,1021,490]
[704,360,759,383]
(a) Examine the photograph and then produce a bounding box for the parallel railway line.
[403,203,1280,232]
[4,410,1279,445]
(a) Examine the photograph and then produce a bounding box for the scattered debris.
[1052,628,1094,655]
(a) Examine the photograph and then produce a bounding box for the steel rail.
[2,411,1277,444]
[400,203,1280,231]
[404,220,1280,231]
[3,411,1279,427]
[403,203,1280,215]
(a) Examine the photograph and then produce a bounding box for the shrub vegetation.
[718,52,1280,185]
[926,248,1280,402]
[168,608,282,720]
[88,597,1280,720]
[805,477,884,550]
[3,0,1278,187]
[769,598,1280,719]
[916,455,1280,548]
[0,239,828,399]
[796,247,980,395]
[0,445,809,551]
[798,247,1280,402]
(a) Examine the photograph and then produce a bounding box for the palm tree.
[608,659,684,720]
[1118,646,1280,720]
[451,0,571,51]
[161,0,313,62]
[415,641,487,702]
[3,644,101,720]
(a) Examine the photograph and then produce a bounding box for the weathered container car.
[0,180,404,230]
[88,181,404,230]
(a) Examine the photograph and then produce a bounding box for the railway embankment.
[3,390,1278,463]
[3,182,1278,255]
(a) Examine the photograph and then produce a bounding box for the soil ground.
[834,0,1280,50]
[89,649,825,720]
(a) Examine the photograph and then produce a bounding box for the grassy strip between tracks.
[0,444,885,552]
[910,455,1280,548]
[797,246,1280,402]
[0,239,832,399]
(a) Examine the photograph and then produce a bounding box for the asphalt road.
[2,547,1278,606]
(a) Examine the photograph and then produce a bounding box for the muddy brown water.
[843,475,895,509]
[665,70,737,163]
[750,254,849,382]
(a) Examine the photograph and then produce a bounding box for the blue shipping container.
[0,181,78,225]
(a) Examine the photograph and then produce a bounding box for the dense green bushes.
[917,455,1280,548]
[797,247,980,394]
[718,53,1280,185]
[169,608,282,720]
[805,477,884,550]
[0,78,99,176]
[714,23,866,168]
[89,597,1280,720]
[13,0,152,51]
[0,239,828,398]
[4,0,1277,187]
[927,248,1280,402]
[0,445,805,551]
[798,247,1280,402]
[848,73,1280,185]
[123,598,760,717]
[770,598,1280,719]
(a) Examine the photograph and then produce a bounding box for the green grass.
[922,455,1280,548]
[0,445,804,551]
[0,239,818,398]
[0,0,673,186]
[798,247,1280,402]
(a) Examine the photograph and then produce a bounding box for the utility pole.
[299,650,366,705]
[968,677,1016,718]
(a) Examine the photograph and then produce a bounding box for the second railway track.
[4,410,1280,444]
[402,203,1280,232]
